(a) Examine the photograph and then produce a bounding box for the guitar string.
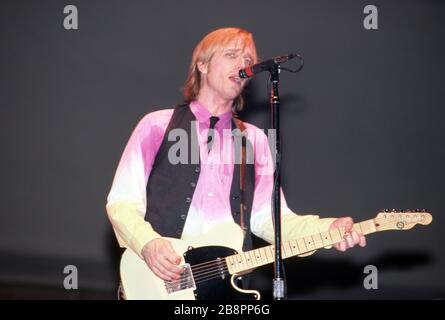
[186,217,413,275]
[166,267,229,286]
[188,248,271,275]
[165,217,428,288]
[190,258,232,271]
[164,217,428,289]
[169,233,338,288]
[183,216,424,272]
[165,268,230,289]
[167,255,265,287]
[190,251,259,272]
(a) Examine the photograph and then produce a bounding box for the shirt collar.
[190,100,233,126]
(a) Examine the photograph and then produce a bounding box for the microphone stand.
[241,52,302,300]
[270,63,286,300]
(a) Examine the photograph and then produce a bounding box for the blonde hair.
[183,27,258,112]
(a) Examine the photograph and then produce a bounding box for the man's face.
[198,38,256,103]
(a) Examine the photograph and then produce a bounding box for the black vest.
[144,104,255,250]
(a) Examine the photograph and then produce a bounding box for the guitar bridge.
[164,263,196,295]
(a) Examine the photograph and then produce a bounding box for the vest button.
[233,211,240,215]
[232,195,240,200]
[180,214,186,220]
[195,167,200,173]
[176,229,182,236]
[190,182,196,188]
[186,197,192,203]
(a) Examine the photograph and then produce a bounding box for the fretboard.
[225,219,377,275]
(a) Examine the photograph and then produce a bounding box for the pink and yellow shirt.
[106,101,335,258]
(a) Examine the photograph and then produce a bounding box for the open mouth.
[229,75,242,85]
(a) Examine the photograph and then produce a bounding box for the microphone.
[239,53,298,78]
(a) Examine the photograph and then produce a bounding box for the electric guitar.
[120,209,432,300]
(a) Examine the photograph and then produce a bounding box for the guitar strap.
[233,115,254,290]
[233,117,248,236]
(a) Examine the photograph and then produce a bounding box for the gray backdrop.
[0,0,444,299]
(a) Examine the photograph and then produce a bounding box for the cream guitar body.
[120,222,260,300]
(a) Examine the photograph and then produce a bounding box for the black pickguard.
[183,245,257,300]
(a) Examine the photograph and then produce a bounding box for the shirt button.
[208,192,214,197]
[186,197,192,203]
[190,182,196,188]
[195,167,200,173]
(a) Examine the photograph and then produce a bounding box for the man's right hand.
[141,238,183,281]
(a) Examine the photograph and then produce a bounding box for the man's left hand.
[330,217,366,252]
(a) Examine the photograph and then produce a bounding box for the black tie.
[207,116,220,152]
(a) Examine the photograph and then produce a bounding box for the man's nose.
[236,57,247,71]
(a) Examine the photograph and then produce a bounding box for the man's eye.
[226,52,236,58]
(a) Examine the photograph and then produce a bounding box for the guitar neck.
[226,219,377,275]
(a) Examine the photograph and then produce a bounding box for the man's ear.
[197,61,208,75]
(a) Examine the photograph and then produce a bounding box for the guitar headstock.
[374,209,432,231]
